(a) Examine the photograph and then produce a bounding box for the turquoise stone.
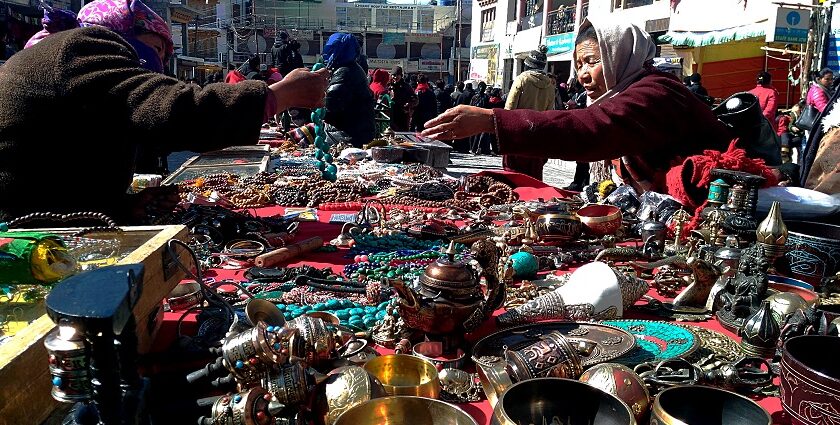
[312,303,326,311]
[378,301,391,310]
[314,123,323,134]
[323,153,333,162]
[315,149,324,160]
[375,310,386,320]
[364,306,377,314]
[300,305,312,312]
[349,308,364,316]
[326,164,337,175]
[326,299,341,309]
[283,313,293,320]
[275,304,286,312]
[316,161,326,171]
[336,310,350,320]
[349,315,363,324]
[510,251,539,279]
[315,135,326,145]
[364,317,378,328]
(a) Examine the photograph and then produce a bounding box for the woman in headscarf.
[421,18,733,194]
[322,32,376,148]
[0,0,328,224]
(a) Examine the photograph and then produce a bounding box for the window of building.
[524,0,538,17]
[481,7,496,42]
[614,0,654,9]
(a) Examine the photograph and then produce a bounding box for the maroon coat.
[493,71,732,192]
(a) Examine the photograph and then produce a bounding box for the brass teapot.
[389,240,503,348]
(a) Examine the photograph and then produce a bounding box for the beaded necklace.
[311,61,337,182]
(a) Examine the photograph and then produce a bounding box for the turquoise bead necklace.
[311,60,337,182]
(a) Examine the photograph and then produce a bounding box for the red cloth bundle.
[666,140,778,209]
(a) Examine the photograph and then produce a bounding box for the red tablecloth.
[156,175,788,425]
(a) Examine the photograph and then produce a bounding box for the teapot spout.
[389,279,419,309]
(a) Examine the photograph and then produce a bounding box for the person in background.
[271,31,288,69]
[807,67,834,113]
[683,75,691,86]
[434,80,454,114]
[412,73,437,132]
[422,17,733,196]
[502,45,555,180]
[749,71,778,132]
[687,73,713,106]
[388,66,417,131]
[1,0,328,223]
[369,68,390,99]
[451,81,465,103]
[556,81,570,110]
[322,32,376,148]
[456,82,475,105]
[468,82,490,154]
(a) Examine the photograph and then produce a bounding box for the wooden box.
[0,225,188,425]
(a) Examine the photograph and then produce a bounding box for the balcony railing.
[546,6,575,36]
[518,11,542,31]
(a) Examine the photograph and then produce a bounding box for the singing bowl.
[779,221,840,288]
[579,363,650,423]
[651,385,770,425]
[334,396,478,425]
[781,335,840,425]
[576,204,623,236]
[491,378,635,425]
[362,354,440,398]
[536,213,583,242]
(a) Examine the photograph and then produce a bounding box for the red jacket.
[493,71,732,193]
[749,84,778,132]
[225,69,247,84]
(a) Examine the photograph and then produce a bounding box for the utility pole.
[455,0,462,81]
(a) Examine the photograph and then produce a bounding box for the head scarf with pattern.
[25,0,173,65]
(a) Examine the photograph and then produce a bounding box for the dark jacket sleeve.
[57,27,269,152]
[324,66,352,121]
[494,72,731,162]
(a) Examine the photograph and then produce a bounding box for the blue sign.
[545,32,574,56]
[770,7,809,44]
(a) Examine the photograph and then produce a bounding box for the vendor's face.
[137,33,167,63]
[575,39,607,100]
[820,72,834,87]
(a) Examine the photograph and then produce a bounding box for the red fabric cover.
[665,140,780,209]
[224,69,247,84]
[493,71,732,194]
[749,84,779,133]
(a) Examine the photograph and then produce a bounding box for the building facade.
[185,0,471,82]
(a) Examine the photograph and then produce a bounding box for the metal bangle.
[412,342,467,370]
[165,282,203,311]
[222,239,266,259]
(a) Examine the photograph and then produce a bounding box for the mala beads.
[275,299,393,331]
[350,233,445,253]
[311,61,337,182]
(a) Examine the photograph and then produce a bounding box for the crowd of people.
[1,0,837,222]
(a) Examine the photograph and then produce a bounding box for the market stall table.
[151,177,788,425]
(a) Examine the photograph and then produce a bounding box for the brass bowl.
[491,378,635,425]
[334,396,478,425]
[363,354,440,398]
[652,385,770,425]
[576,204,623,236]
